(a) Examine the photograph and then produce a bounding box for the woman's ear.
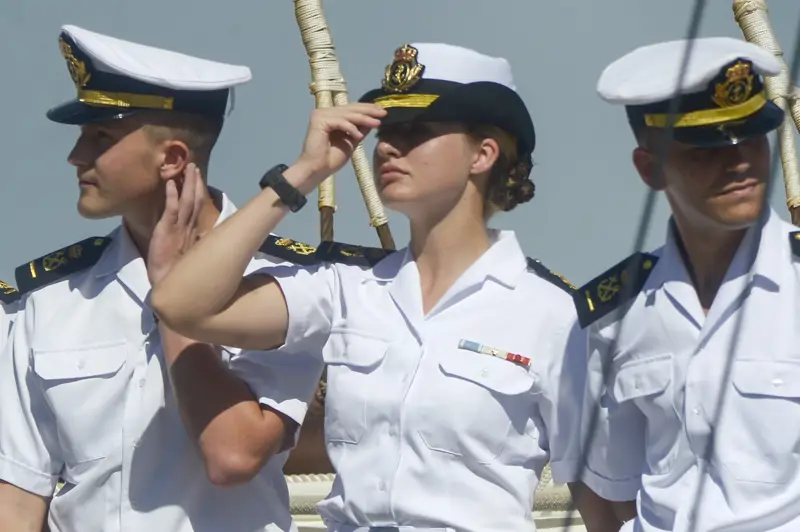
[470,136,500,176]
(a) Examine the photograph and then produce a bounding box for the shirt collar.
[648,206,783,285]
[365,229,528,290]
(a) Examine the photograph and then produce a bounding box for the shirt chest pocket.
[722,359,800,483]
[323,333,388,445]
[416,352,537,465]
[610,355,679,475]
[32,341,128,465]
[610,355,673,413]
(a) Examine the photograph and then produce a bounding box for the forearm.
[0,481,49,532]
[568,481,628,532]
[161,325,287,485]
[612,500,637,525]
[283,394,332,475]
[151,162,317,329]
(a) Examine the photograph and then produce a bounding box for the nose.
[375,138,402,161]
[723,143,752,174]
[67,135,92,168]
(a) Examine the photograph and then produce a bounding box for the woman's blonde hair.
[466,124,535,216]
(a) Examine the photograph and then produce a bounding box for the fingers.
[311,104,386,136]
[189,165,205,240]
[325,117,371,142]
[163,179,180,224]
[176,163,198,227]
[336,102,387,118]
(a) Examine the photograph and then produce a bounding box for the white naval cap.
[596,37,784,147]
[359,42,535,158]
[394,43,517,90]
[48,24,252,125]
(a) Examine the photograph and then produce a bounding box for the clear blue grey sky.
[1,1,798,286]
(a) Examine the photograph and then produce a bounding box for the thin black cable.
[559,1,708,529]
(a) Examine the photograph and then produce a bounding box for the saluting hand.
[147,163,207,286]
[291,103,386,193]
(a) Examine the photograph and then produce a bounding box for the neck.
[124,185,222,260]
[408,201,491,313]
[671,216,747,311]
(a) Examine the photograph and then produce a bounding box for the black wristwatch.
[259,164,307,213]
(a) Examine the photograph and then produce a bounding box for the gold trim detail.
[644,91,766,128]
[374,94,439,109]
[78,89,175,110]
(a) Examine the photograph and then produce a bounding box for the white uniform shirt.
[582,208,800,532]
[0,297,18,354]
[261,229,586,532]
[0,191,324,532]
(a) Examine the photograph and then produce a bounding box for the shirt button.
[693,408,700,416]
[77,360,85,370]
[388,427,396,437]
[378,480,386,491]
[138,378,146,388]
[772,378,784,387]
[481,368,489,377]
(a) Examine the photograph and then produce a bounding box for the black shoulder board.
[15,236,112,295]
[258,235,320,266]
[790,231,800,258]
[0,280,20,305]
[573,251,659,329]
[315,241,395,267]
[526,257,576,293]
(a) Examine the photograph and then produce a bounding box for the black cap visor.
[672,99,785,147]
[46,99,139,125]
[360,80,535,156]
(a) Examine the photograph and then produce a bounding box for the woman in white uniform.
[152,43,602,531]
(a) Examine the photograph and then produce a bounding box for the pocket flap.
[611,355,671,402]
[32,342,127,381]
[324,332,388,369]
[732,359,800,399]
[438,354,535,395]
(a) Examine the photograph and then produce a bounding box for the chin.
[708,199,765,230]
[77,199,116,220]
[378,186,419,213]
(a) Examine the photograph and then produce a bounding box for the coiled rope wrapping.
[733,0,800,220]
[294,0,392,239]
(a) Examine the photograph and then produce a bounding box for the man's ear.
[632,146,666,191]
[158,141,191,180]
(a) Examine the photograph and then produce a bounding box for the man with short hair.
[575,36,800,531]
[0,25,324,532]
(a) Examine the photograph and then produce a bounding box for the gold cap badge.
[382,44,425,93]
[59,38,91,89]
[712,60,754,108]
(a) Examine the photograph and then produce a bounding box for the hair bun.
[511,179,535,207]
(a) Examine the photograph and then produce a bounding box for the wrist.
[284,160,327,196]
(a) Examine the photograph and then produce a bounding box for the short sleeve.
[250,261,340,356]
[227,346,325,447]
[579,324,645,502]
[538,312,589,485]
[0,296,63,497]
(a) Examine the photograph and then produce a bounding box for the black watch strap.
[259,164,307,213]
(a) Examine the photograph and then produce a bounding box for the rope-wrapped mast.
[294,0,396,249]
[733,0,800,225]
